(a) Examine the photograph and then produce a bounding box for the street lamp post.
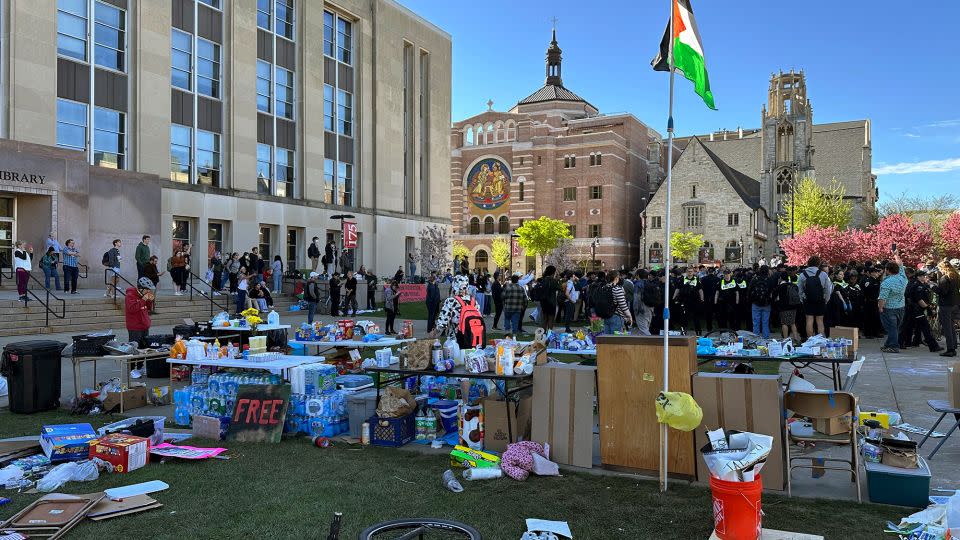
[330,214,355,273]
[640,196,648,269]
[591,237,600,270]
[738,235,744,266]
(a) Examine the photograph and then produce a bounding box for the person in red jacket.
[126,277,155,378]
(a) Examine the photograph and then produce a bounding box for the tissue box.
[40,423,98,462]
[812,416,852,435]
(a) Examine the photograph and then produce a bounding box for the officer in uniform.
[861,266,883,338]
[735,269,750,330]
[673,267,703,334]
[714,268,740,330]
[700,267,720,331]
[846,271,864,330]
[904,270,943,352]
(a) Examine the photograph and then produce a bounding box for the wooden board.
[596,335,697,476]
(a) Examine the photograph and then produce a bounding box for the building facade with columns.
[0,0,450,281]
[450,31,663,273]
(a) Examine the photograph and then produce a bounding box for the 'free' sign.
[233,398,285,425]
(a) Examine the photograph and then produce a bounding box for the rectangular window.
[93,106,124,169]
[57,0,87,62]
[323,158,335,204]
[196,130,220,186]
[256,60,272,112]
[323,11,334,58]
[275,67,294,119]
[686,205,703,228]
[570,155,576,167]
[727,213,739,226]
[56,99,87,152]
[589,224,602,238]
[590,186,603,199]
[287,229,298,269]
[337,89,352,136]
[208,222,224,258]
[323,85,334,131]
[275,148,294,198]
[170,124,192,183]
[257,0,271,30]
[519,182,524,201]
[691,185,698,198]
[172,219,191,254]
[197,38,220,98]
[537,156,542,165]
[275,0,294,40]
[336,162,353,206]
[258,226,272,260]
[650,216,662,229]
[171,29,192,91]
[257,144,271,194]
[93,2,125,71]
[589,154,595,167]
[562,187,576,201]
[336,17,352,65]
[569,225,576,238]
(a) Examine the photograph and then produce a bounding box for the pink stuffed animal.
[500,441,547,481]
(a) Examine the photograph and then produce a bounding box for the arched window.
[506,120,516,141]
[475,124,484,145]
[494,121,504,143]
[485,123,494,145]
[776,123,795,163]
[724,240,741,263]
[464,127,474,146]
[469,217,480,235]
[475,250,489,272]
[498,216,510,234]
[483,216,495,234]
[776,168,793,195]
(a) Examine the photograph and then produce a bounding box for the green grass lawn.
[1,410,903,539]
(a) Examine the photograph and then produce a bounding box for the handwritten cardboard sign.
[226,384,291,443]
[395,283,427,303]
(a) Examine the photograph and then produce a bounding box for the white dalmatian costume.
[433,275,475,337]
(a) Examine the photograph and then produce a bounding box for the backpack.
[303,282,319,303]
[593,284,617,319]
[749,277,771,306]
[642,280,662,307]
[102,250,111,266]
[785,282,802,307]
[455,296,486,349]
[166,257,174,273]
[528,280,545,302]
[803,269,825,307]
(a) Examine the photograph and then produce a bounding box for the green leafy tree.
[491,237,511,270]
[670,231,704,262]
[778,178,853,235]
[515,217,572,264]
[452,241,470,262]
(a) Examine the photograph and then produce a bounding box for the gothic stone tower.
[760,70,815,234]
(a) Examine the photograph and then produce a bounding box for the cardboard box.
[482,395,532,453]
[812,416,852,436]
[101,386,148,412]
[89,433,149,473]
[831,326,859,353]
[692,373,787,491]
[948,362,960,409]
[450,445,501,469]
[531,362,595,468]
[192,415,226,440]
[40,423,97,462]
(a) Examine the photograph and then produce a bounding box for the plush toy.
[500,440,548,481]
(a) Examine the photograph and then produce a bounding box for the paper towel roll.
[462,467,502,481]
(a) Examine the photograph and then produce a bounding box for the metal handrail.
[78,262,89,279]
[104,268,137,304]
[187,270,231,317]
[24,272,66,327]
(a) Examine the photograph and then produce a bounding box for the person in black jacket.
[700,267,720,331]
[861,266,883,338]
[425,273,441,333]
[308,236,321,272]
[491,272,505,330]
[538,265,562,330]
[343,270,358,315]
[933,261,960,356]
[904,270,942,352]
[329,272,341,316]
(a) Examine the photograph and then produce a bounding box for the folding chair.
[917,400,960,460]
[785,390,861,503]
[841,357,866,392]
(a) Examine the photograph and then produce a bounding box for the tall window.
[336,162,352,206]
[256,60,272,112]
[519,182,525,201]
[650,216,662,229]
[337,89,352,136]
[275,67,294,119]
[172,219,191,254]
[498,216,510,234]
[323,11,334,57]
[323,159,335,203]
[93,2,124,71]
[590,186,603,199]
[199,0,221,8]
[287,229,299,269]
[469,217,480,235]
[259,145,294,198]
[563,187,576,201]
[685,205,704,228]
[93,107,124,169]
[170,124,192,183]
[257,144,272,194]
[323,9,356,207]
[258,226,272,259]
[336,17,352,64]
[691,184,698,198]
[171,29,192,91]
[483,216,495,234]
[589,224,602,238]
[57,0,88,61]
[475,250,489,272]
[208,222,224,258]
[197,38,220,98]
[196,130,220,186]
[727,213,739,227]
[257,0,271,30]
[56,99,87,152]
[275,0,294,40]
[323,85,334,130]
[276,149,294,198]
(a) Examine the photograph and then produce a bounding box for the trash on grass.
[700,429,772,482]
[36,460,99,492]
[442,469,464,493]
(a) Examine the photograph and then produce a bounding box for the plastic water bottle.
[425,409,437,441]
[432,339,443,363]
[416,410,427,441]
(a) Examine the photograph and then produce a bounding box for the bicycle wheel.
[359,518,482,540]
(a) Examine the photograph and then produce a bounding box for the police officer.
[861,266,883,339]
[701,267,720,331]
[673,266,703,334]
[714,268,740,330]
[846,271,864,330]
[905,270,943,352]
[735,269,751,330]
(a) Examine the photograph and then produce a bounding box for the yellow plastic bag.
[655,391,703,432]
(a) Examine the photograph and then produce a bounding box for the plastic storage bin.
[346,389,378,438]
[369,413,416,447]
[97,416,166,447]
[337,374,374,390]
[865,457,931,507]
[71,334,114,356]
[1,340,67,413]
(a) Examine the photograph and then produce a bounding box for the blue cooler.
[865,457,931,507]
[434,399,460,434]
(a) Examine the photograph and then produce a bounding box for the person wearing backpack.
[748,265,774,338]
[594,270,632,334]
[797,256,833,338]
[303,272,321,324]
[774,267,802,341]
[103,238,122,298]
[431,275,487,349]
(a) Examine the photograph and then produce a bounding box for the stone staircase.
[0,290,299,337]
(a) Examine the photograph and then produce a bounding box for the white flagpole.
[660,0,677,495]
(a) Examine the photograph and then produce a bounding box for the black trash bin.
[1,340,68,414]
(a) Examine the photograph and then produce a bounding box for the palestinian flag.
[651,0,716,110]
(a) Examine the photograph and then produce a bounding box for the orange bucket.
[709,475,763,540]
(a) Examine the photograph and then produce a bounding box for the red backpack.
[455,296,486,349]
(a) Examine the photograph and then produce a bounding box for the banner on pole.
[511,237,521,257]
[343,221,358,249]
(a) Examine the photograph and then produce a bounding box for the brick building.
[449,30,664,273]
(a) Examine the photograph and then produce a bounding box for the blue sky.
[399,0,960,202]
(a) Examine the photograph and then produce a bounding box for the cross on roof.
[486,99,494,111]
[550,16,558,30]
